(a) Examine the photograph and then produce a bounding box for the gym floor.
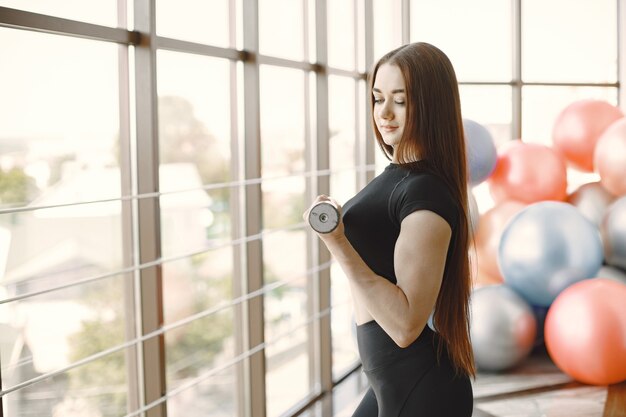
[300,347,626,417]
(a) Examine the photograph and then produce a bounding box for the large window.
[0,1,367,416]
[0,1,621,416]
[410,0,619,212]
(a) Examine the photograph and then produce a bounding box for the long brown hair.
[369,42,475,378]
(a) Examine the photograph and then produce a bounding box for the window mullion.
[241,1,266,417]
[133,0,167,416]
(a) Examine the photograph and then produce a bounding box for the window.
[1,1,621,416]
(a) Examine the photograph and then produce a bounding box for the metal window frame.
[133,1,167,416]
[240,2,266,417]
[117,0,142,412]
[617,0,625,107]
[0,6,140,44]
[311,0,333,401]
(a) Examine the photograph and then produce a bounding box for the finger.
[315,195,330,203]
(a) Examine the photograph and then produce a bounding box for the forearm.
[323,235,425,346]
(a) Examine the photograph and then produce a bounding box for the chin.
[382,136,401,147]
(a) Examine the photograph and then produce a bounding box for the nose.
[378,100,394,120]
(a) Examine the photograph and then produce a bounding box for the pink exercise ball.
[488,141,567,204]
[545,278,626,385]
[552,99,623,172]
[474,200,526,282]
[594,117,626,196]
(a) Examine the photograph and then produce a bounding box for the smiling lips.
[380,125,398,132]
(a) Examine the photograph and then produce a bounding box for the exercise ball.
[597,265,626,285]
[531,305,549,351]
[468,189,480,234]
[600,196,626,270]
[464,119,497,185]
[470,247,503,287]
[474,200,526,281]
[488,141,567,204]
[594,117,626,196]
[567,181,616,227]
[498,202,603,307]
[552,99,623,172]
[470,285,537,372]
[545,278,626,385]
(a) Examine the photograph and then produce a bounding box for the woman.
[304,43,475,416]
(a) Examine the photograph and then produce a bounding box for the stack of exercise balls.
[463,102,626,384]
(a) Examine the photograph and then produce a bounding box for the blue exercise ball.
[470,285,537,372]
[498,201,603,307]
[464,119,497,185]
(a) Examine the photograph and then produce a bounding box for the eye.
[395,100,405,105]
[373,97,383,104]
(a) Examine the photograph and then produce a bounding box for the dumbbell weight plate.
[308,202,340,234]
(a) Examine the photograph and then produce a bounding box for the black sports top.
[342,161,459,285]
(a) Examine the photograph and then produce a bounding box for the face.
[372,63,406,149]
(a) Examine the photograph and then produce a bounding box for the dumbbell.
[308,201,340,234]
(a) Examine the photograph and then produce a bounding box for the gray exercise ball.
[600,196,626,270]
[470,285,537,372]
[597,265,626,285]
[567,181,616,227]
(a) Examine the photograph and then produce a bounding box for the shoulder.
[390,170,458,228]
[403,171,451,193]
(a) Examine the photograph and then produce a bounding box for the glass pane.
[263,230,309,417]
[165,309,235,392]
[410,0,512,82]
[266,326,309,417]
[373,0,403,63]
[329,76,357,172]
[262,177,305,230]
[1,201,124,292]
[331,171,357,212]
[162,248,233,326]
[522,86,616,193]
[157,51,231,185]
[260,65,306,177]
[521,86,618,147]
[327,0,356,70]
[375,142,390,174]
[331,263,359,380]
[160,187,231,258]
[156,0,230,47]
[522,0,617,83]
[459,85,512,149]
[1,276,129,415]
[259,0,304,61]
[2,349,129,417]
[167,365,237,417]
[0,28,120,209]
[0,0,118,27]
[263,230,306,290]
[328,75,357,203]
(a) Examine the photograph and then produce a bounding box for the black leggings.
[352,321,473,417]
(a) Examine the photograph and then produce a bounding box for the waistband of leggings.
[356,320,436,371]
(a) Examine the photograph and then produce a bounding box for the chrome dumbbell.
[308,201,340,234]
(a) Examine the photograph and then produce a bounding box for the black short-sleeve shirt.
[342,161,459,285]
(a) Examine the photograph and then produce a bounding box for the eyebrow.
[372,88,405,94]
